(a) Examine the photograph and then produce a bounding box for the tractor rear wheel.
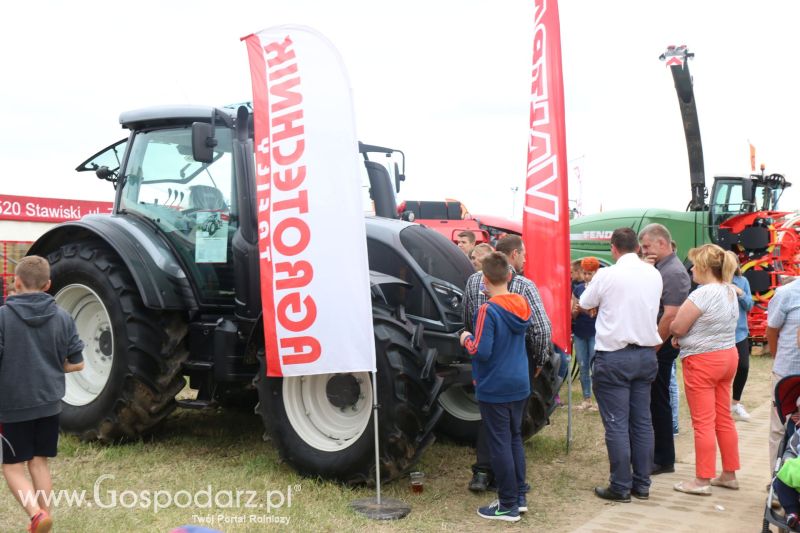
[436,385,481,444]
[48,241,188,440]
[436,344,563,442]
[256,304,442,484]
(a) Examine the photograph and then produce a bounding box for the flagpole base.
[350,497,411,520]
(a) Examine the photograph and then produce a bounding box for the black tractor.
[28,105,562,483]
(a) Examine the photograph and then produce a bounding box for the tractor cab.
[709,172,791,228]
[708,171,791,244]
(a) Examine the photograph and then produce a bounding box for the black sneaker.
[631,488,649,500]
[594,486,631,503]
[650,463,675,475]
[788,513,799,530]
[469,472,490,492]
[518,493,528,513]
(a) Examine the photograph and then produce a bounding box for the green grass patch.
[0,354,775,532]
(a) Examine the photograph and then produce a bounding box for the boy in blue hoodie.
[460,252,531,522]
[0,256,85,533]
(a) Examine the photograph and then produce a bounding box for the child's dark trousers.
[479,399,527,510]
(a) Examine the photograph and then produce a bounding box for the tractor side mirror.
[192,122,217,163]
[394,162,405,193]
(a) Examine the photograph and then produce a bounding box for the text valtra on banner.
[523,0,571,351]
[244,25,376,377]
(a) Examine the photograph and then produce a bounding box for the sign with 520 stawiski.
[0,194,113,223]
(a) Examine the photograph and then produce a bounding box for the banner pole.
[566,351,573,453]
[350,369,410,520]
[372,371,381,504]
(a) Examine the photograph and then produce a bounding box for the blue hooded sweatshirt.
[464,293,531,403]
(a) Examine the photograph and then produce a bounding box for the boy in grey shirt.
[0,256,84,533]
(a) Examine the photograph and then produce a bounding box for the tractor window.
[710,180,747,228]
[119,126,237,305]
[399,225,474,289]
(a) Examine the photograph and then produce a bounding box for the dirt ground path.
[572,397,773,533]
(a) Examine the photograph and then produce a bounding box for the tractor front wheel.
[256,304,442,483]
[48,242,188,440]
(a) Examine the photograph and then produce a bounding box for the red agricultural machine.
[397,199,521,247]
[569,45,800,343]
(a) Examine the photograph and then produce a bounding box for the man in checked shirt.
[464,234,552,493]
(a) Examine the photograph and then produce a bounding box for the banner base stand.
[350,497,410,520]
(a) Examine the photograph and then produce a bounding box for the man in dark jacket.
[639,223,691,475]
[0,256,84,533]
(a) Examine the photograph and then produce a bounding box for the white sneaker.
[731,403,751,422]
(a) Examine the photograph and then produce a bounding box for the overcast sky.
[1,0,798,219]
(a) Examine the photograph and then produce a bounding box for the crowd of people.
[576,224,754,500]
[0,226,792,529]
[457,222,767,520]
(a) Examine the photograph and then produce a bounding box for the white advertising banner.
[244,26,376,377]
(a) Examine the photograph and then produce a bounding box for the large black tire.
[436,343,564,443]
[47,241,189,441]
[255,304,442,484]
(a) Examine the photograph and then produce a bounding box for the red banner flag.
[244,26,375,377]
[523,0,571,351]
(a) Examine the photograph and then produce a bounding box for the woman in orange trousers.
[669,244,740,495]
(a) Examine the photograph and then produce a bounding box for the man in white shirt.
[579,227,663,502]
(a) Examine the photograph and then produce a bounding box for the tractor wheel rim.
[438,384,481,421]
[282,372,372,452]
[56,284,114,406]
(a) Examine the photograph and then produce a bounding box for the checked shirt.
[463,268,552,366]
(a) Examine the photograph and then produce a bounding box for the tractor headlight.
[431,282,464,311]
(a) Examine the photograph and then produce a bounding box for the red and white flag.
[523,0,571,351]
[244,26,376,377]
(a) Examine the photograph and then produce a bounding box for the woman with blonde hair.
[669,244,740,495]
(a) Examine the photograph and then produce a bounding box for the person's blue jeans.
[479,400,527,510]
[557,345,569,381]
[574,335,595,400]
[774,478,800,516]
[592,345,658,494]
[669,360,679,434]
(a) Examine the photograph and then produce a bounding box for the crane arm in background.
[660,45,706,211]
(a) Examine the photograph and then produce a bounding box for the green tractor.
[569,46,798,341]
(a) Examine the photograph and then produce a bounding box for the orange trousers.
[681,347,740,479]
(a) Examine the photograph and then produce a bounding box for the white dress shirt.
[579,252,663,351]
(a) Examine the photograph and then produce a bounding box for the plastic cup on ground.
[409,471,425,494]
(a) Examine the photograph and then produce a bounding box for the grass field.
[0,354,773,532]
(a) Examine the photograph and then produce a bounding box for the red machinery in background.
[719,201,800,341]
[397,199,521,247]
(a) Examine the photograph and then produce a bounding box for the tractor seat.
[188,185,227,211]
